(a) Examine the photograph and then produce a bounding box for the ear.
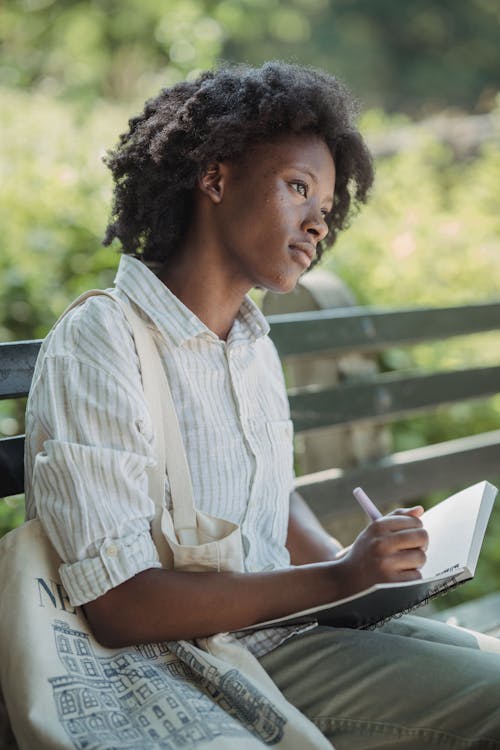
[198,162,225,204]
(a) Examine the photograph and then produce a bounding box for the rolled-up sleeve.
[25,299,162,606]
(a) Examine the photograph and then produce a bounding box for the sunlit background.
[1,0,500,600]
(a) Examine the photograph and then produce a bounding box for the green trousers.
[259,615,500,749]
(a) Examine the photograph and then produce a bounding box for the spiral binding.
[362,575,463,631]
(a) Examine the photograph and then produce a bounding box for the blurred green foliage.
[1,0,327,107]
[328,113,500,308]
[0,496,24,539]
[228,0,500,115]
[1,0,500,113]
[0,88,121,344]
[1,0,500,609]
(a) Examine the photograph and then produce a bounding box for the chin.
[263,273,301,295]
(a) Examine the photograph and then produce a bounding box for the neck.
[158,245,250,342]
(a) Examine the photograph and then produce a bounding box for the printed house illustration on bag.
[49,620,285,749]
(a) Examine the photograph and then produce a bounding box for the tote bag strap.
[112,295,199,543]
[55,290,198,548]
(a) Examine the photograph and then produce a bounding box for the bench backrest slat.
[1,302,500,503]
[289,365,500,431]
[269,302,500,357]
[296,429,500,524]
[0,436,25,497]
[0,341,41,398]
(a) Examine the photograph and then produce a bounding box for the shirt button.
[105,543,119,557]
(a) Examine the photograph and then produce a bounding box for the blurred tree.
[0,88,121,344]
[328,110,500,308]
[314,0,500,114]
[265,0,500,115]
[1,0,499,113]
[0,0,326,106]
[1,0,225,103]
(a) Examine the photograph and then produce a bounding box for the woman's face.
[204,133,336,294]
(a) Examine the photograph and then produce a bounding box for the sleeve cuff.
[59,528,162,606]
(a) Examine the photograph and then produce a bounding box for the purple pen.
[353,486,383,521]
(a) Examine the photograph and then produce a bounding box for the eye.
[291,180,308,198]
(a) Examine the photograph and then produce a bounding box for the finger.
[390,506,424,518]
[372,528,429,556]
[390,527,429,551]
[373,514,424,533]
[375,550,426,580]
[384,568,423,583]
[386,548,427,571]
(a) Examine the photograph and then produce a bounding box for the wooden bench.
[2,296,500,634]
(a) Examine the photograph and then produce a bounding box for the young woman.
[26,62,500,749]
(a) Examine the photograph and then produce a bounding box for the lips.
[289,241,316,265]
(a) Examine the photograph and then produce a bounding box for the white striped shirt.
[25,254,313,655]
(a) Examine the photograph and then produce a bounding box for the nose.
[302,207,329,244]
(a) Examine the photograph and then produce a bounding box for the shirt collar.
[113,255,270,347]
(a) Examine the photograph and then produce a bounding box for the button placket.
[225,342,261,560]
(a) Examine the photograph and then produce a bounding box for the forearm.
[85,506,428,648]
[84,561,346,648]
[286,489,343,564]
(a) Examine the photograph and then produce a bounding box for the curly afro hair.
[103,61,374,266]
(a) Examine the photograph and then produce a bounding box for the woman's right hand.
[85,507,429,646]
[333,508,429,599]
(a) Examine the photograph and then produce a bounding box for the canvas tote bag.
[0,290,333,750]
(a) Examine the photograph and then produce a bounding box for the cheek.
[266,191,294,228]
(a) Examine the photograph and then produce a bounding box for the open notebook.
[246,480,498,631]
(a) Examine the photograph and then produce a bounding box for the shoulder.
[35,292,140,386]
